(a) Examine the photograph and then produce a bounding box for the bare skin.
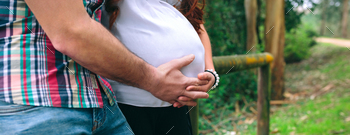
[24,0,210,106]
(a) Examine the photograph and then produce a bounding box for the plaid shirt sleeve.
[0,0,117,108]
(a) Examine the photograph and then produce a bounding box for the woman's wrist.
[204,69,219,90]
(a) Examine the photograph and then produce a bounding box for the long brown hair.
[105,0,206,34]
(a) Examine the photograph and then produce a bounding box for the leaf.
[237,120,244,125]
[271,128,280,134]
[300,115,308,121]
[244,117,255,125]
[346,117,350,122]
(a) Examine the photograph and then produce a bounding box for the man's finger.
[169,100,176,105]
[172,54,195,69]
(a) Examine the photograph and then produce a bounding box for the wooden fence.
[189,52,274,135]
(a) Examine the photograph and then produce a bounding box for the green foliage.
[202,0,313,108]
[284,24,318,63]
[285,0,305,32]
[205,0,247,56]
[200,0,313,132]
[201,0,258,121]
[314,0,350,37]
[284,30,310,63]
[284,0,318,63]
[200,71,258,116]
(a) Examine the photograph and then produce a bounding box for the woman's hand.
[187,72,215,92]
[173,72,215,108]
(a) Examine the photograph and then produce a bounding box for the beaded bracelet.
[205,69,220,90]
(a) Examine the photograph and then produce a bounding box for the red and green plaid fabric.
[0,0,117,108]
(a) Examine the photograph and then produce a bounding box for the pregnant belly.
[113,16,205,77]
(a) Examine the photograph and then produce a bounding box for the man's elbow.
[51,37,69,55]
[49,23,87,56]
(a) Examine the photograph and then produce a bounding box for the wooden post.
[189,100,199,135]
[257,64,271,135]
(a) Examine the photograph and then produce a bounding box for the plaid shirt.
[0,0,117,108]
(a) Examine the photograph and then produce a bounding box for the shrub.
[284,24,317,63]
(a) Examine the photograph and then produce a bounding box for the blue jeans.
[0,92,134,135]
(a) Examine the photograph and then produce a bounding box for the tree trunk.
[265,0,285,100]
[341,0,349,38]
[245,0,258,51]
[320,0,329,36]
[256,0,262,45]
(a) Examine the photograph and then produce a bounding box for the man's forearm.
[74,20,156,90]
[55,19,157,91]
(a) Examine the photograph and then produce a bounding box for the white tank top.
[101,0,205,107]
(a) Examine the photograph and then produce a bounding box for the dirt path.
[316,37,350,48]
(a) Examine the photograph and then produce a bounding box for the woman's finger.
[173,102,185,108]
[186,85,210,92]
[186,78,209,86]
[173,102,180,107]
[178,96,193,101]
[176,100,197,107]
[198,72,213,81]
[183,91,209,99]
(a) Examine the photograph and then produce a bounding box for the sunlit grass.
[241,43,350,135]
[268,91,350,135]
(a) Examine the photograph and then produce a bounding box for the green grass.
[318,45,350,80]
[270,44,350,134]
[241,43,350,135]
[268,91,350,135]
[322,56,350,80]
[241,92,350,135]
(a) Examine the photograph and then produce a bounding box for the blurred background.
[199,0,350,134]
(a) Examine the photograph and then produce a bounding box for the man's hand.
[148,54,210,105]
[173,71,216,107]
